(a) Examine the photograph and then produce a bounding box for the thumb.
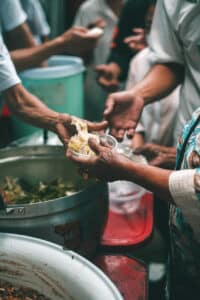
[88,138,101,154]
[87,120,108,132]
[95,64,107,73]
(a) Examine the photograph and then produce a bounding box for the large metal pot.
[0,146,108,257]
[0,233,123,300]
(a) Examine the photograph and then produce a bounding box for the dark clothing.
[107,0,149,80]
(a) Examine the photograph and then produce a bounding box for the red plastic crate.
[101,192,153,247]
[94,255,148,300]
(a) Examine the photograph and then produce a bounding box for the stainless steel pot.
[0,146,108,257]
[0,233,123,300]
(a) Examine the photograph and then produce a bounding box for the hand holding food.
[56,115,107,154]
[68,117,100,157]
[68,138,130,182]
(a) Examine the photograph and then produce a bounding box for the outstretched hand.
[134,143,176,169]
[104,91,144,141]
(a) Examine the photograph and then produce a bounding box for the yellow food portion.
[69,117,99,156]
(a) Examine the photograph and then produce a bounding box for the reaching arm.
[131,63,184,104]
[10,27,99,71]
[3,84,60,132]
[2,84,107,148]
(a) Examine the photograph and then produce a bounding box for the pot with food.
[0,145,108,257]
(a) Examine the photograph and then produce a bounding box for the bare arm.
[132,63,184,104]
[121,158,173,203]
[10,27,98,72]
[5,23,36,50]
[10,36,64,71]
[3,84,60,132]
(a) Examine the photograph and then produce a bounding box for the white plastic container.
[109,181,146,214]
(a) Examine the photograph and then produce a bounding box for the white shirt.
[74,0,119,121]
[148,0,200,145]
[0,0,27,33]
[20,0,50,44]
[0,35,20,110]
[126,47,180,146]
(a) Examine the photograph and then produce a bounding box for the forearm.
[3,84,60,132]
[10,36,64,71]
[132,63,184,105]
[119,159,173,204]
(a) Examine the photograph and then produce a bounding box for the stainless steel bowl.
[0,146,108,257]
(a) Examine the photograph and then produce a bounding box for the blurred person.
[20,0,50,44]
[0,35,106,149]
[73,0,124,121]
[125,1,179,155]
[96,0,149,93]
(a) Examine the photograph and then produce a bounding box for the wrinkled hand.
[124,28,146,52]
[67,138,130,181]
[55,114,108,151]
[134,143,176,169]
[60,26,98,59]
[104,91,144,141]
[96,63,121,92]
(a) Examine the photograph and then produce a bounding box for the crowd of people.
[0,0,200,299]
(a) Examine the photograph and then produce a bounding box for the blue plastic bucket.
[12,55,85,139]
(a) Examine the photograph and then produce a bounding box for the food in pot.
[0,176,85,205]
[0,279,50,299]
[68,117,99,157]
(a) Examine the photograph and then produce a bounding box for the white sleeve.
[0,36,20,93]
[0,0,27,32]
[169,169,197,204]
[21,0,50,36]
[169,169,200,243]
[148,0,184,65]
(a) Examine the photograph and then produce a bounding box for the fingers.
[56,123,70,149]
[132,28,145,34]
[88,138,102,154]
[104,95,115,116]
[127,128,135,138]
[72,26,88,33]
[95,64,107,73]
[124,36,136,44]
[87,120,108,132]
[98,77,119,92]
[67,148,97,166]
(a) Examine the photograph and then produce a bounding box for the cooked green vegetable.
[0,176,84,204]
